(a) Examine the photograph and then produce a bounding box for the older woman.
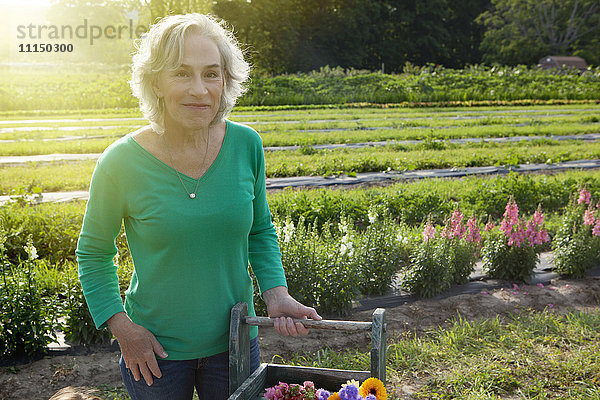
[76,13,320,400]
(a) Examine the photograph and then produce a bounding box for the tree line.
[44,0,600,72]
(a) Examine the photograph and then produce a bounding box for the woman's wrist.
[106,311,133,338]
[262,286,289,307]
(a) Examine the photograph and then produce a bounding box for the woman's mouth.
[183,103,210,110]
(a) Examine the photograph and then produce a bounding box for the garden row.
[1,64,599,111]
[3,169,600,358]
[1,104,600,196]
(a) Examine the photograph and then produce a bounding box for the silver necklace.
[162,132,211,199]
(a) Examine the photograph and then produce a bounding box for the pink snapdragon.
[422,222,436,242]
[507,222,526,247]
[584,206,596,225]
[466,217,481,243]
[485,219,495,231]
[524,207,549,246]
[449,209,466,238]
[578,187,591,205]
[593,219,600,236]
[500,198,519,236]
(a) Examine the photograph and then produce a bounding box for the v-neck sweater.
[76,120,287,360]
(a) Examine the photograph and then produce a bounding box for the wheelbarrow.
[228,302,386,400]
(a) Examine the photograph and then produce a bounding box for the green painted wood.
[370,308,386,384]
[230,302,251,396]
[229,363,268,400]
[228,304,388,398]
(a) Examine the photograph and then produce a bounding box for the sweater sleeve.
[76,162,127,329]
[248,140,287,294]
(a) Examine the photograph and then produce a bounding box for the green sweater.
[76,120,287,360]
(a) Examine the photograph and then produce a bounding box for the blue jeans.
[119,337,260,400]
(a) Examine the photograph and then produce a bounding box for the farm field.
[2,104,600,196]
[2,102,600,400]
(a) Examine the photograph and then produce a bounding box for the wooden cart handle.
[245,316,372,331]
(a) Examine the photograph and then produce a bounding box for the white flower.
[368,208,378,224]
[283,220,295,243]
[25,243,38,260]
[340,234,353,256]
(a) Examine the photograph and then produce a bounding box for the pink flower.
[593,219,600,236]
[584,208,595,225]
[466,217,481,243]
[578,187,591,205]
[501,198,519,237]
[422,222,436,242]
[485,220,495,231]
[440,225,448,238]
[537,283,544,288]
[507,221,526,247]
[449,209,466,238]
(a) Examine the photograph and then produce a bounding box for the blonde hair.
[49,386,102,400]
[130,14,250,134]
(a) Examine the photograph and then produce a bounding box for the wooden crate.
[229,302,386,400]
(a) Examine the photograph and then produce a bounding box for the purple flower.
[316,389,331,400]
[339,384,359,400]
[365,395,377,400]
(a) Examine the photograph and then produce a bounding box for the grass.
[272,310,600,399]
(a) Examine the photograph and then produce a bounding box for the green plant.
[552,188,600,277]
[0,238,58,358]
[353,209,407,296]
[481,200,549,281]
[273,216,360,316]
[402,209,480,297]
[63,277,112,346]
[402,238,452,298]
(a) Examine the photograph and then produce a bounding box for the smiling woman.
[75,13,321,400]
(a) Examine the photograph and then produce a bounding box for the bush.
[0,240,58,358]
[274,217,360,316]
[64,279,112,346]
[481,199,549,282]
[352,209,408,296]
[402,239,452,298]
[552,188,600,278]
[401,209,480,298]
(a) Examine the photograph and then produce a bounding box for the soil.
[1,276,599,400]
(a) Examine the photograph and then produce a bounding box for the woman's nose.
[188,76,208,95]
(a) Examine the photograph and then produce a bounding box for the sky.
[0,0,52,7]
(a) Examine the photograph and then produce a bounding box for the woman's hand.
[263,286,322,337]
[107,312,168,386]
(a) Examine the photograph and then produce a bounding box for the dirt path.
[1,276,599,400]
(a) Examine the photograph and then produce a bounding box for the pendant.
[189,193,196,199]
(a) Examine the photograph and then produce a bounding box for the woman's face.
[155,33,224,133]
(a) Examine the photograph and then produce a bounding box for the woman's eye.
[175,71,188,77]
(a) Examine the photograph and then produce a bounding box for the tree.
[477,0,600,65]
[144,0,212,23]
[213,0,384,73]
[366,0,452,70]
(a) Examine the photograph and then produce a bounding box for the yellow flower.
[327,392,341,400]
[359,378,387,400]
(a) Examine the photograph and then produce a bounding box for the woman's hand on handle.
[263,286,322,337]
[107,312,168,386]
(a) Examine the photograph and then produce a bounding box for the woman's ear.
[152,76,163,98]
